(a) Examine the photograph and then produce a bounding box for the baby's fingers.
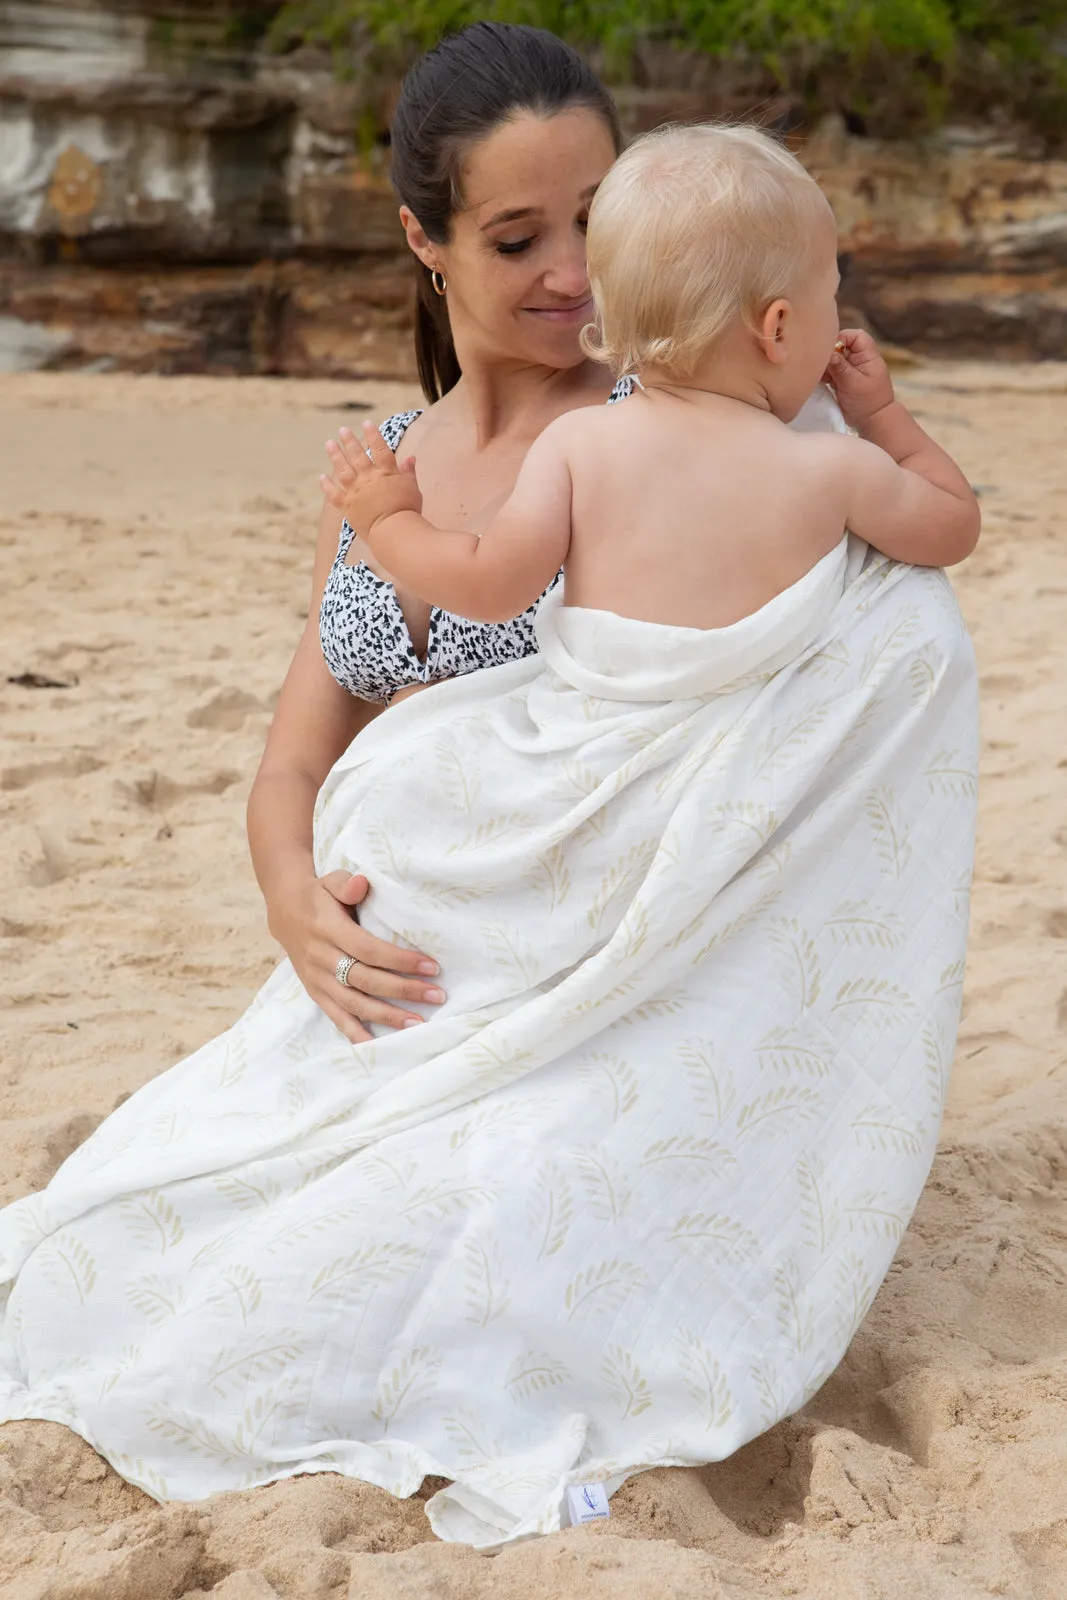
[360,420,400,472]
[320,472,347,508]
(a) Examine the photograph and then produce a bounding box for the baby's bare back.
[562,393,850,628]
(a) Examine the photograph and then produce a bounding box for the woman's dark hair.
[390,23,622,403]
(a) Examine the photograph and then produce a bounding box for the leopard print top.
[319,377,634,704]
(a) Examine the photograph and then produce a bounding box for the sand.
[0,364,1065,1599]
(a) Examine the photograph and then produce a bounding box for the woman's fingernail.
[424,987,445,1004]
[417,960,439,976]
[403,1017,424,1028]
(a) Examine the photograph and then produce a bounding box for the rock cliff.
[1,1,1064,376]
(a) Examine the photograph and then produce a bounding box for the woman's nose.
[541,234,590,299]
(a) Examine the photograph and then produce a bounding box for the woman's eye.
[496,238,533,256]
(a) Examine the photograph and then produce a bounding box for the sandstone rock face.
[806,118,1067,359]
[0,4,1064,376]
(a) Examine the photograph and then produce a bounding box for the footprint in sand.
[0,753,103,792]
[186,688,265,733]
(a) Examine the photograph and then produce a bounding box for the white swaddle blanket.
[0,538,977,1547]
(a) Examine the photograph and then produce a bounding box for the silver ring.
[335,954,358,989]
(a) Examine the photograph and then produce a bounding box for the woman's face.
[405,108,619,374]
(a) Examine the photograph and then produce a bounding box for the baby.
[321,123,979,631]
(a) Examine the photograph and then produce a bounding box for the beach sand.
[0,365,1065,1598]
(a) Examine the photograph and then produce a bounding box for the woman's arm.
[247,494,445,1042]
[322,421,572,623]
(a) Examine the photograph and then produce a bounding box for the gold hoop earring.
[430,268,447,297]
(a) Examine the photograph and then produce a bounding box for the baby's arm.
[833,421,980,568]
[321,420,572,623]
[823,330,980,566]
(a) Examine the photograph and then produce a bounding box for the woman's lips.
[524,296,594,325]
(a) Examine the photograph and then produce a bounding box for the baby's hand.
[321,423,421,534]
[822,329,895,433]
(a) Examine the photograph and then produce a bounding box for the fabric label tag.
[564,1482,610,1525]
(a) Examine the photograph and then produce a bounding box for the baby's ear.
[758,298,791,364]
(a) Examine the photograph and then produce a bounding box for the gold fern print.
[575,1149,631,1223]
[751,1359,784,1429]
[677,1329,733,1429]
[775,1262,814,1355]
[704,802,779,850]
[736,1087,824,1136]
[434,742,481,816]
[399,1183,497,1223]
[602,1346,653,1419]
[563,1259,647,1321]
[213,1173,284,1211]
[770,918,823,1013]
[371,1346,442,1430]
[446,812,534,855]
[528,1161,574,1260]
[850,1103,925,1156]
[125,1274,186,1326]
[752,707,828,779]
[463,1238,511,1327]
[680,1040,736,1125]
[861,607,920,682]
[667,1213,759,1260]
[922,1023,951,1109]
[831,978,916,1029]
[216,1032,247,1091]
[833,1251,877,1345]
[504,1350,571,1402]
[207,1332,308,1397]
[308,1243,422,1303]
[865,789,910,879]
[844,1189,909,1241]
[232,1379,307,1457]
[443,1409,498,1462]
[641,1136,737,1174]
[924,748,978,797]
[756,1028,830,1077]
[578,1053,639,1121]
[121,1192,184,1253]
[39,1232,97,1304]
[449,1101,525,1155]
[210,1265,263,1325]
[98,1344,142,1400]
[797,1155,838,1253]
[528,841,572,913]
[613,992,685,1030]
[586,840,658,935]
[826,900,906,950]
[483,923,541,987]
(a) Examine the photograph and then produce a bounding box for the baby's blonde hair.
[583,122,831,379]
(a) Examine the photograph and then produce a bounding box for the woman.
[0,23,977,1552]
[248,23,625,1044]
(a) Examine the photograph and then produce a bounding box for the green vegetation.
[267,0,1067,134]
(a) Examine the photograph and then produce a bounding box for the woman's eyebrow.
[480,206,537,230]
[479,184,599,232]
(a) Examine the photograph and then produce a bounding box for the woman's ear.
[399,206,435,272]
[759,298,791,365]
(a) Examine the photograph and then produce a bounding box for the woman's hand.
[268,867,446,1044]
[321,424,422,535]
[822,328,895,433]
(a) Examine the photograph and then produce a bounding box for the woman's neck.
[446,356,611,450]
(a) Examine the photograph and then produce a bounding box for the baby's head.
[583,123,839,418]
